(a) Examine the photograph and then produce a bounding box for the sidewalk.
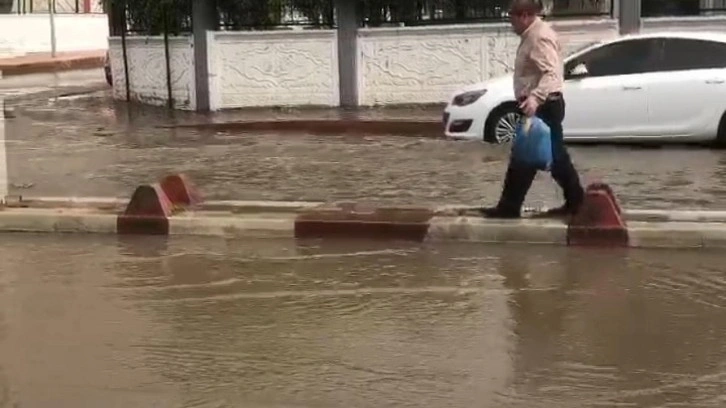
[0,50,106,77]
[168,105,445,137]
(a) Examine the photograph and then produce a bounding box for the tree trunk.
[0,0,14,13]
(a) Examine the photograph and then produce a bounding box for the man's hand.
[519,95,540,117]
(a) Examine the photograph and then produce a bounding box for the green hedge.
[642,0,702,17]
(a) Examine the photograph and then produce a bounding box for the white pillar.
[49,0,57,57]
[618,0,642,35]
[336,0,359,107]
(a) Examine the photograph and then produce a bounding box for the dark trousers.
[495,96,584,214]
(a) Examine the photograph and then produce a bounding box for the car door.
[562,38,661,140]
[644,37,726,138]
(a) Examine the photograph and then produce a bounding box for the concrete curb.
[3,175,726,249]
[2,206,726,249]
[0,51,106,77]
[164,119,443,137]
[0,52,105,77]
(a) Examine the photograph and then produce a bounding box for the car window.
[660,38,726,71]
[565,38,663,78]
[565,41,602,58]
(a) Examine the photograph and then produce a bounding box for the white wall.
[356,18,619,106]
[207,30,339,110]
[108,37,196,110]
[0,14,108,57]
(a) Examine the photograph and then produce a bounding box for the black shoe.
[479,206,521,219]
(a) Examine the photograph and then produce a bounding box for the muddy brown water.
[4,92,726,211]
[0,234,724,407]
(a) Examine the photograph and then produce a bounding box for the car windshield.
[566,41,602,59]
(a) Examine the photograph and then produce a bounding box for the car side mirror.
[569,63,589,79]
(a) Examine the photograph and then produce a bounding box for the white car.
[443,31,726,146]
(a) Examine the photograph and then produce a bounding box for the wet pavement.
[3,88,726,210]
[0,233,723,407]
[0,69,107,99]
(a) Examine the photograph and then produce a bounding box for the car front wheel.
[715,111,726,148]
[484,102,521,144]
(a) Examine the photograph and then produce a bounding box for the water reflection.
[0,234,723,407]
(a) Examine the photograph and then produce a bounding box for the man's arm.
[529,35,561,103]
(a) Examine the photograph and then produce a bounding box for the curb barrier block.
[568,183,629,247]
[117,184,173,235]
[160,173,202,208]
[294,203,434,242]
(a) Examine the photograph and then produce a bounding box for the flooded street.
[3,91,726,210]
[1,78,725,407]
[0,234,723,407]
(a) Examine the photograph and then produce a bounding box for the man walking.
[481,0,584,219]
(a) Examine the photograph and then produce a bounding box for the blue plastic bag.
[511,116,553,171]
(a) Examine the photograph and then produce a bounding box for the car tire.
[484,102,521,144]
[715,111,726,149]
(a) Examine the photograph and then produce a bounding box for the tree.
[0,0,13,14]
[549,0,611,15]
[642,0,701,17]
[218,0,273,28]
[290,0,335,26]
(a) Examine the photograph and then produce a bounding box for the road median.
[1,174,726,249]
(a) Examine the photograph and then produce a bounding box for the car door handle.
[622,86,642,91]
[706,79,725,84]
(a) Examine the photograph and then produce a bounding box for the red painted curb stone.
[568,182,629,247]
[117,184,173,235]
[160,173,203,208]
[294,202,435,242]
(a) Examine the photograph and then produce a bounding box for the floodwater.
[0,233,724,407]
[3,90,726,210]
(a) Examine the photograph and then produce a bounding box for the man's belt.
[517,92,562,103]
[546,92,562,101]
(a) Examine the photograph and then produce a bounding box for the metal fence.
[642,0,726,16]
[358,0,612,27]
[6,0,104,14]
[121,0,192,36]
[218,0,336,30]
[217,0,614,30]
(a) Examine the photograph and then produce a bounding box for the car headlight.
[452,89,487,107]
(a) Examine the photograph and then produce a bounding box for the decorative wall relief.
[209,31,338,109]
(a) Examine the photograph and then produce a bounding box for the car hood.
[450,74,513,98]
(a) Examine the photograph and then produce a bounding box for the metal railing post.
[163,3,174,109]
[121,0,131,102]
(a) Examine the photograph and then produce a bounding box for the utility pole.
[49,0,57,57]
